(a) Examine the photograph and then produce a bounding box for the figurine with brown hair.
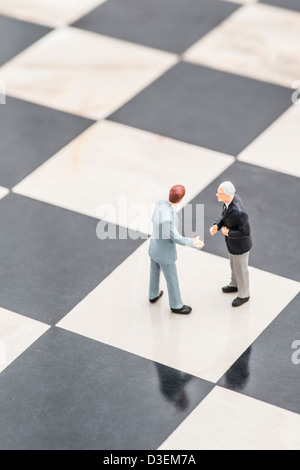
[149,185,204,315]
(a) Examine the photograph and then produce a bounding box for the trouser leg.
[229,253,237,287]
[149,258,161,300]
[232,252,250,298]
[161,263,184,310]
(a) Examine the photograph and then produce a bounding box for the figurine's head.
[217,181,235,203]
[169,185,186,205]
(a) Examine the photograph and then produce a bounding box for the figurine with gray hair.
[210,181,252,307]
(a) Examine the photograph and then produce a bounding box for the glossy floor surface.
[0,0,299,450]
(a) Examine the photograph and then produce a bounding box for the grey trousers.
[229,251,250,299]
[149,258,184,309]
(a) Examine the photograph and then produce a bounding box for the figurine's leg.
[161,263,184,310]
[233,252,250,298]
[149,258,161,300]
[229,253,237,288]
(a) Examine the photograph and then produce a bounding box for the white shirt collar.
[225,197,234,209]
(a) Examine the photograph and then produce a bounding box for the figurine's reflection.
[154,363,193,411]
[224,346,252,391]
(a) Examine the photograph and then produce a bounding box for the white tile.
[0,307,50,373]
[57,241,300,383]
[0,27,177,120]
[12,120,234,234]
[159,386,300,450]
[183,4,300,88]
[238,104,300,177]
[0,0,107,27]
[0,187,10,200]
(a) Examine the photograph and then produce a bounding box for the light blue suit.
[148,200,194,309]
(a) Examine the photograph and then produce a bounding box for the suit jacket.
[215,194,252,255]
[149,200,193,265]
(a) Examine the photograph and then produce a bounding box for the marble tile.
[261,0,300,13]
[0,0,107,27]
[72,0,239,55]
[0,96,94,188]
[238,105,300,178]
[109,62,292,156]
[13,120,234,234]
[0,27,177,120]
[219,294,300,415]
[0,15,50,67]
[0,327,213,450]
[0,307,49,374]
[0,192,144,325]
[159,386,300,450]
[57,241,300,383]
[188,161,300,282]
[183,4,300,88]
[0,187,10,200]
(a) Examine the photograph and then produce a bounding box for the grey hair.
[219,181,236,197]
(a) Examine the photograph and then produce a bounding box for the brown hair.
[169,185,186,204]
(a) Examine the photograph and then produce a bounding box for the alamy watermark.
[0,81,6,104]
[291,340,300,365]
[96,198,204,240]
[291,80,300,105]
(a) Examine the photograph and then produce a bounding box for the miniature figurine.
[149,185,204,315]
[210,181,252,307]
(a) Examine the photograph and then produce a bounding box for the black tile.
[72,0,239,55]
[108,62,292,156]
[0,327,214,450]
[183,161,300,282]
[260,0,300,12]
[0,193,145,325]
[0,96,94,188]
[0,15,51,66]
[218,293,300,415]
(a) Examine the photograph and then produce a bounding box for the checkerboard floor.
[0,0,299,450]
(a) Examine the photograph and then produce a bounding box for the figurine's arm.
[215,215,224,231]
[162,219,194,246]
[162,217,204,248]
[210,214,224,236]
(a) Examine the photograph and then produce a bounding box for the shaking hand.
[193,236,205,248]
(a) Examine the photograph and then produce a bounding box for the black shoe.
[149,291,163,303]
[171,305,192,315]
[232,297,250,307]
[222,285,238,293]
